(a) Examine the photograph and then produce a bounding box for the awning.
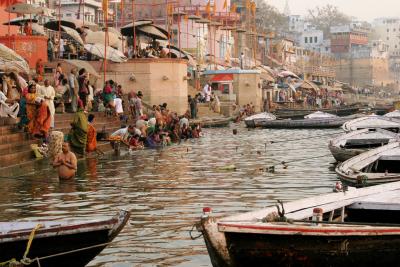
[85,31,120,48]
[210,74,233,82]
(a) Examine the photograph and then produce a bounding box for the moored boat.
[328,128,399,162]
[255,112,358,129]
[244,112,276,128]
[198,181,400,267]
[336,142,400,185]
[0,210,130,267]
[273,106,359,119]
[384,110,400,118]
[342,115,400,132]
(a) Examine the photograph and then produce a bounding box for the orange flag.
[102,0,108,13]
[251,1,256,15]
[223,0,227,10]
[184,14,189,22]
[205,0,211,16]
[120,0,124,13]
[230,3,236,13]
[246,0,251,10]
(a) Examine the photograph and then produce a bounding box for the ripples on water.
[0,125,342,266]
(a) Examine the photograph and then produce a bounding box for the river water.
[0,125,342,266]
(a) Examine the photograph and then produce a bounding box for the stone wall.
[334,57,393,87]
[203,69,262,112]
[89,59,188,115]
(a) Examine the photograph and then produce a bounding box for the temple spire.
[283,0,291,16]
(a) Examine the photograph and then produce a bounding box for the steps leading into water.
[0,112,122,170]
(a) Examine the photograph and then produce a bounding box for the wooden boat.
[0,210,130,267]
[244,112,276,128]
[191,117,231,128]
[342,115,400,132]
[384,110,400,118]
[255,112,358,129]
[273,106,359,119]
[329,128,399,162]
[198,181,400,267]
[336,142,400,185]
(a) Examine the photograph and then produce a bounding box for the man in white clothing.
[0,90,19,118]
[203,82,211,102]
[38,79,56,128]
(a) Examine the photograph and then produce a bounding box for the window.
[387,29,390,32]
[305,37,308,43]
[66,13,71,17]
[310,37,313,43]
[314,36,317,43]
[396,45,398,49]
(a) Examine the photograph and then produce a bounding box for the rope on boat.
[0,224,43,267]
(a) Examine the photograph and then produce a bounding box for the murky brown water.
[0,124,342,266]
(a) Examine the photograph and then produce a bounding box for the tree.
[307,5,351,38]
[254,0,288,34]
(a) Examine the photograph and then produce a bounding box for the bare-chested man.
[53,142,77,180]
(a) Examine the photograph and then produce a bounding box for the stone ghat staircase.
[0,112,122,175]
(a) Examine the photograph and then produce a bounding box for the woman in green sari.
[69,99,88,154]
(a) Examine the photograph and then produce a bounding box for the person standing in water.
[53,142,77,180]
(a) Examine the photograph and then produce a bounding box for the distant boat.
[329,128,399,162]
[244,112,276,128]
[273,106,359,119]
[199,181,400,267]
[0,210,130,267]
[336,142,400,185]
[342,115,400,133]
[384,110,400,119]
[250,111,358,129]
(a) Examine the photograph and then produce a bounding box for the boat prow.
[342,115,400,132]
[0,210,130,267]
[336,141,400,185]
[198,181,400,267]
[328,128,399,162]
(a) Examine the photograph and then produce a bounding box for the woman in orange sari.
[86,114,97,153]
[32,97,51,139]
[26,84,38,135]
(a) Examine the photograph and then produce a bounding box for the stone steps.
[0,111,123,170]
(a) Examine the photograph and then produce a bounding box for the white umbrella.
[5,3,42,14]
[278,70,299,79]
[85,31,120,48]
[31,23,46,36]
[0,44,30,74]
[84,43,127,63]
[61,26,84,45]
[2,16,38,26]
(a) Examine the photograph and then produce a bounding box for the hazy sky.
[265,0,400,21]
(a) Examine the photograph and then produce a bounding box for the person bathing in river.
[53,142,77,180]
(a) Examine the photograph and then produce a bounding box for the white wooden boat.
[384,110,400,118]
[198,181,400,267]
[244,112,276,128]
[342,115,400,132]
[329,128,399,162]
[304,111,338,119]
[0,210,130,267]
[336,142,400,185]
